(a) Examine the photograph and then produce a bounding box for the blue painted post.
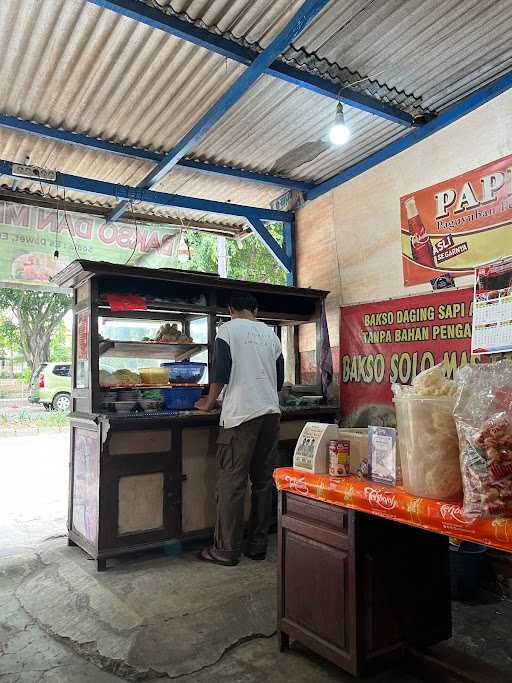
[106,0,331,222]
[283,221,296,286]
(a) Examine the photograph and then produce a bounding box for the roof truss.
[106,0,331,223]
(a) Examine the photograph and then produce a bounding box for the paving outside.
[0,401,40,416]
[0,432,511,682]
[0,401,69,437]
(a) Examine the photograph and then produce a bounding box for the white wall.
[297,89,512,351]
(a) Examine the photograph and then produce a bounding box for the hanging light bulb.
[329,102,350,146]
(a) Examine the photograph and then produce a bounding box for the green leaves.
[0,288,71,380]
[171,224,286,284]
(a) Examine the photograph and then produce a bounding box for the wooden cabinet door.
[98,426,181,552]
[279,494,357,674]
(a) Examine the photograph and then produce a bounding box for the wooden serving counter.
[69,407,337,571]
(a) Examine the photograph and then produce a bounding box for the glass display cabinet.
[53,260,336,570]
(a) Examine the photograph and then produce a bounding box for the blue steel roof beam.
[245,216,292,273]
[0,158,293,223]
[177,159,315,192]
[307,69,512,201]
[0,113,161,162]
[268,62,416,127]
[87,0,416,126]
[0,114,312,191]
[107,0,331,223]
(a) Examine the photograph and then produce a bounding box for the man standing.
[195,293,284,566]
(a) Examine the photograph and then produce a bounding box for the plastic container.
[160,361,206,384]
[139,367,169,386]
[394,395,462,501]
[114,400,138,414]
[162,387,203,410]
[450,541,487,600]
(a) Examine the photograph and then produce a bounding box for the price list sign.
[472,256,512,355]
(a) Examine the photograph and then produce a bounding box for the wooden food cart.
[53,260,335,570]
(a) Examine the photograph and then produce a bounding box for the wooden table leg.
[278,630,290,652]
[97,558,107,572]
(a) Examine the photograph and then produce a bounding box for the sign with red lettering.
[0,200,180,289]
[401,154,512,286]
[340,288,474,427]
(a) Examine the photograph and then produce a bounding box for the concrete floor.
[1,540,427,683]
[1,433,511,682]
[0,434,68,556]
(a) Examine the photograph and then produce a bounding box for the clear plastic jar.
[394,395,462,501]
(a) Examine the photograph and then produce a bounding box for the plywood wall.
[297,89,512,354]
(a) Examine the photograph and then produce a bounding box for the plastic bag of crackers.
[454,360,512,517]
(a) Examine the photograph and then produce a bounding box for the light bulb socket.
[335,102,345,124]
[328,101,350,145]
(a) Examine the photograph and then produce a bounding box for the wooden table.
[274,468,511,680]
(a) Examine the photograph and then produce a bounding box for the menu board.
[472,256,512,355]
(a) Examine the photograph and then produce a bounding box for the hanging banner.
[0,201,180,289]
[340,288,474,427]
[401,153,512,286]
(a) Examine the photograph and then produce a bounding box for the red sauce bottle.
[404,197,436,268]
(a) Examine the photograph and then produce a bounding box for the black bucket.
[450,541,487,600]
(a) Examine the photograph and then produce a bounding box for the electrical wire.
[54,202,59,259]
[124,199,139,265]
[35,176,60,259]
[62,186,80,259]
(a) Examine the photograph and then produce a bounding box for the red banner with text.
[401,153,512,286]
[340,288,474,427]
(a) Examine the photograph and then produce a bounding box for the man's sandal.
[198,547,239,566]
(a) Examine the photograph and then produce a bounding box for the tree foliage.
[0,315,20,375]
[0,315,20,353]
[177,223,286,285]
[0,289,71,382]
[50,319,71,362]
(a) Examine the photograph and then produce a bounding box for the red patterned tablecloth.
[274,468,512,553]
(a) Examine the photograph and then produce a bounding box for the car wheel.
[52,393,71,412]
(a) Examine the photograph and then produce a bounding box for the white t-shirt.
[216,319,282,428]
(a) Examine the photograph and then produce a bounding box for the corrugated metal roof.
[0,0,510,225]
[146,0,306,47]
[0,0,246,151]
[189,75,407,182]
[294,0,512,111]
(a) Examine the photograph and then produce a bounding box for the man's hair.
[229,292,258,312]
